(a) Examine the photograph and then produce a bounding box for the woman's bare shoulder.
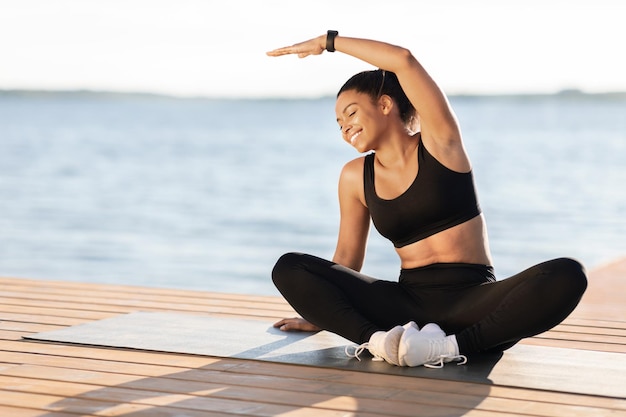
[342,154,367,173]
[339,155,367,184]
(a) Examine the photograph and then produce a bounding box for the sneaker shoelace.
[346,339,468,367]
[421,336,468,368]
[424,354,468,369]
[344,343,384,362]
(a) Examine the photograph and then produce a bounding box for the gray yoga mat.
[25,311,626,398]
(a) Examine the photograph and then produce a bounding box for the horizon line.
[2,87,626,100]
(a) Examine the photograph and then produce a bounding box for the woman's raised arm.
[268,33,463,155]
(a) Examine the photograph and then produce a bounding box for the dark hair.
[337,69,416,129]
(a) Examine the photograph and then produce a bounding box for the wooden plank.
[0,286,294,313]
[0,330,28,341]
[1,369,519,417]
[551,323,626,337]
[2,364,619,417]
[0,403,225,417]
[0,313,92,327]
[0,278,293,319]
[3,336,626,414]
[563,317,626,330]
[0,300,291,321]
[2,338,624,407]
[519,337,626,353]
[533,329,626,344]
[0,304,115,320]
[0,388,370,417]
[1,298,131,314]
[0,277,284,304]
[0,373,429,417]
[0,340,229,369]
[1,350,624,414]
[215,358,626,412]
[0,322,64,334]
[0,304,286,323]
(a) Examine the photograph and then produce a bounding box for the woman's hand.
[266,35,325,58]
[273,317,322,332]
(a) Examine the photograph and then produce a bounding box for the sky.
[1,0,625,98]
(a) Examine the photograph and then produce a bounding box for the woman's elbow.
[332,252,364,272]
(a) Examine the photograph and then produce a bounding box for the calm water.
[1,92,625,295]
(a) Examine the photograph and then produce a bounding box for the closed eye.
[336,104,358,131]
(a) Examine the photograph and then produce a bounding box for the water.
[1,91,625,295]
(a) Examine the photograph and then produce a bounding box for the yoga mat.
[25,311,626,398]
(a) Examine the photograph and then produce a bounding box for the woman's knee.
[271,252,304,286]
[546,257,588,297]
[273,252,304,271]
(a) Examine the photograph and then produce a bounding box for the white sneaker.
[398,322,444,366]
[398,323,467,368]
[345,325,404,366]
[420,322,446,337]
[403,321,419,331]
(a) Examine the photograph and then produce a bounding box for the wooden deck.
[1,258,625,416]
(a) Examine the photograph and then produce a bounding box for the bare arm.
[332,158,370,271]
[272,159,369,333]
[268,33,470,170]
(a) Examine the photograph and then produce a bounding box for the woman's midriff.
[395,214,493,269]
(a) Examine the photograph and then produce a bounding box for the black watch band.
[326,30,338,52]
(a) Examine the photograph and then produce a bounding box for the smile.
[350,131,362,145]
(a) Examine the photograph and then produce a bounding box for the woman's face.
[335,90,384,152]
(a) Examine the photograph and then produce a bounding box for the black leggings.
[271,253,587,354]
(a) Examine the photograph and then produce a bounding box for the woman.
[267,32,587,368]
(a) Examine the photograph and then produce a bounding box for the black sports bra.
[363,140,481,248]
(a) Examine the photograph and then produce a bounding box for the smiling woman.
[266,31,587,369]
[337,70,419,145]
